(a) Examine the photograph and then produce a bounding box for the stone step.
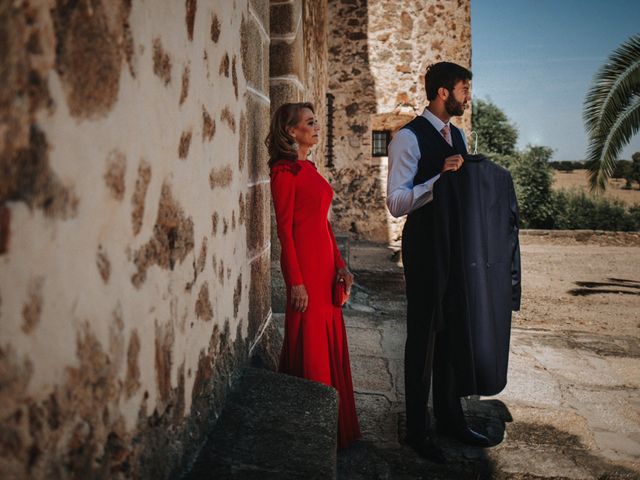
[183,367,338,479]
[350,271,406,303]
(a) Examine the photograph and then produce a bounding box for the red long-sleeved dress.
[270,158,361,449]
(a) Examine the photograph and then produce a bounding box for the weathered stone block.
[249,316,282,371]
[245,93,270,184]
[262,36,270,94]
[270,201,280,256]
[270,199,287,314]
[270,0,302,37]
[351,355,393,393]
[249,252,270,341]
[270,259,287,314]
[184,368,337,479]
[346,327,384,357]
[249,0,270,35]
[354,393,397,443]
[269,27,304,79]
[240,15,264,91]
[246,183,270,257]
[269,80,303,110]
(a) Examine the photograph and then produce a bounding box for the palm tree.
[584,34,640,192]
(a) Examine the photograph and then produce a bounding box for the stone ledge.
[520,229,640,246]
[183,367,338,479]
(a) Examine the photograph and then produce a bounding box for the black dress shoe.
[436,425,491,447]
[404,436,447,464]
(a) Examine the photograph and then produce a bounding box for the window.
[372,130,390,157]
[326,93,335,167]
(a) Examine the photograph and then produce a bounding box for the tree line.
[550,156,640,191]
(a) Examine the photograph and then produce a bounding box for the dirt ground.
[553,169,640,206]
[517,231,640,338]
[338,230,640,479]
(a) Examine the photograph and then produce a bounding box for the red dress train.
[270,159,361,449]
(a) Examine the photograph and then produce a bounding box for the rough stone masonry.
[326,0,471,244]
[0,1,272,478]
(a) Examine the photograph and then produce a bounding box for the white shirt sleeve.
[386,129,441,218]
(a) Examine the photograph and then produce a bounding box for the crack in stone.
[354,390,394,405]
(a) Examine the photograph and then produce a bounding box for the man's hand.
[442,154,464,173]
[336,267,354,295]
[290,284,308,312]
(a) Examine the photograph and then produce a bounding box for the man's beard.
[445,95,465,116]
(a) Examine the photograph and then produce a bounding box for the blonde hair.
[265,102,315,167]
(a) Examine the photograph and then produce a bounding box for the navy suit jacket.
[430,153,521,396]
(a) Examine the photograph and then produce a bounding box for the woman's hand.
[290,284,308,312]
[336,267,354,295]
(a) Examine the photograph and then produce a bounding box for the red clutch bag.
[333,278,349,307]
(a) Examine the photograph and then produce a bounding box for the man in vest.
[386,61,490,463]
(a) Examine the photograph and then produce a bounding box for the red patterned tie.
[441,124,452,146]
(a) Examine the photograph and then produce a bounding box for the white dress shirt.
[386,108,468,218]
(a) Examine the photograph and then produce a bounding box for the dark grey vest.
[401,115,468,222]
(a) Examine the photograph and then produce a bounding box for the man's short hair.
[425,62,473,101]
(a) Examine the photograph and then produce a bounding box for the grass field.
[552,169,640,206]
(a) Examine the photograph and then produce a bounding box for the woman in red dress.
[266,102,361,449]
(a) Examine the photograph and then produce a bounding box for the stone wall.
[0,1,273,478]
[269,0,329,157]
[269,0,330,313]
[327,0,472,243]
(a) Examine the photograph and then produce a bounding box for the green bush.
[611,160,632,179]
[472,99,518,156]
[553,189,639,231]
[549,160,586,172]
[628,152,640,188]
[510,146,556,229]
[629,204,640,227]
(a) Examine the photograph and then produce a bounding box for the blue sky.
[471,0,640,161]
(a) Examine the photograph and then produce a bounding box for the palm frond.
[587,95,640,192]
[584,34,640,135]
[584,34,640,192]
[584,61,640,136]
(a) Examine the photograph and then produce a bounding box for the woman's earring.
[291,138,299,151]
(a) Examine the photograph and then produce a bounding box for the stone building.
[326,0,471,244]
[0,1,326,478]
[0,0,469,478]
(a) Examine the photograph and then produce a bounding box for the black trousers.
[402,219,465,441]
